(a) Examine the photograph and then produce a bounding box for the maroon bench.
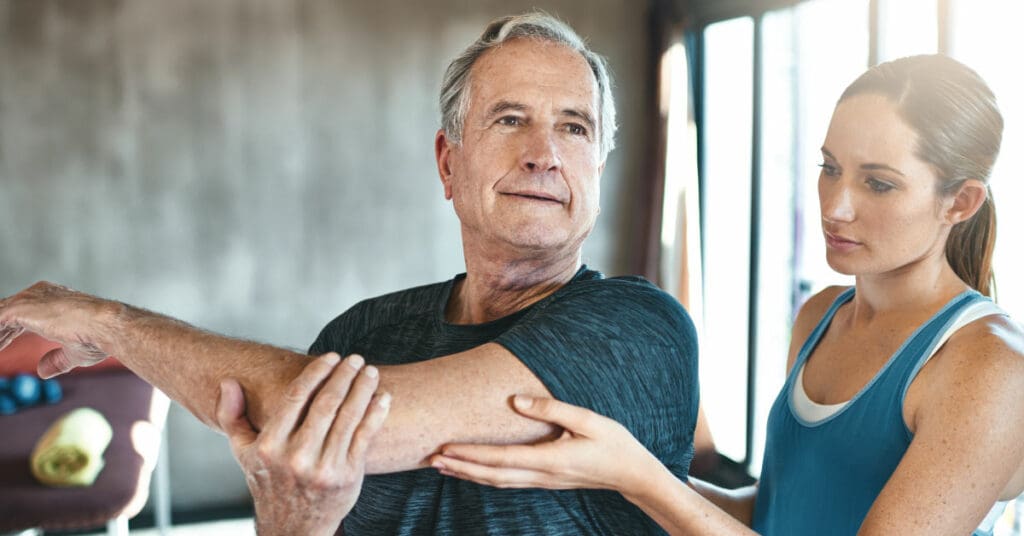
[0,334,169,533]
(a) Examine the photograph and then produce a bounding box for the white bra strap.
[920,299,1006,367]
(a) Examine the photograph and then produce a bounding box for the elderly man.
[0,12,697,535]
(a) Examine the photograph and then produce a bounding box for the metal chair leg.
[106,516,128,536]
[154,424,173,535]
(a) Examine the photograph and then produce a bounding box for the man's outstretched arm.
[0,282,558,473]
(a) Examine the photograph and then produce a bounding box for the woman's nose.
[820,180,856,223]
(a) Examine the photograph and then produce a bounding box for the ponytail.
[946,191,996,297]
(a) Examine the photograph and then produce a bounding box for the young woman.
[429,54,1024,535]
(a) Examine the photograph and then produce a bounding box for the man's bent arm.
[107,304,310,431]
[121,311,558,474]
[0,285,557,473]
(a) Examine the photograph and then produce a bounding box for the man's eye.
[567,124,588,136]
[497,116,522,126]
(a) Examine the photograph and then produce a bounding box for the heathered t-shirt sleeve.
[494,278,699,477]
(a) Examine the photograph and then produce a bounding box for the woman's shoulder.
[914,310,1024,425]
[912,310,1024,495]
[786,285,851,371]
[794,286,850,337]
[940,310,1024,374]
[797,286,850,321]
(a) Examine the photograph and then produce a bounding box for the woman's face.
[818,94,954,277]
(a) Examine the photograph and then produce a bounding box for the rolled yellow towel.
[30,407,113,487]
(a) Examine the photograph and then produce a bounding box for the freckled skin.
[818,95,954,279]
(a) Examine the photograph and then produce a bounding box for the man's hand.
[217,352,391,536]
[0,282,121,378]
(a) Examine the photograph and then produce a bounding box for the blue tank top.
[752,287,990,535]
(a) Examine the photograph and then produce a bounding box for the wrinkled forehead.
[467,38,599,114]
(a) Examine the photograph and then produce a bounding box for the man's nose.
[521,130,561,173]
[821,181,856,223]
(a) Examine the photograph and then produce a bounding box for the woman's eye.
[497,116,522,127]
[818,163,839,177]
[867,178,895,193]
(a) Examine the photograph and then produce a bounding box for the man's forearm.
[2,283,556,474]
[105,303,309,430]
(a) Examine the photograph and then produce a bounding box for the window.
[877,0,938,61]
[699,16,755,462]
[694,0,870,471]
[678,6,1024,518]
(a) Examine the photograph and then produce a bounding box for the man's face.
[436,38,604,258]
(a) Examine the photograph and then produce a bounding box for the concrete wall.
[0,0,651,512]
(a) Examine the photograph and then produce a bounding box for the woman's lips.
[824,231,862,251]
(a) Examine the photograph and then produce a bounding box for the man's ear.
[946,179,987,225]
[435,129,455,200]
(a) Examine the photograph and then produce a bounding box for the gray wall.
[0,0,651,512]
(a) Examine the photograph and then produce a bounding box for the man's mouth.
[503,191,565,204]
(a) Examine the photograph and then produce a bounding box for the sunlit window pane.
[794,0,866,299]
[660,42,702,315]
[751,6,798,476]
[701,16,754,463]
[877,0,938,61]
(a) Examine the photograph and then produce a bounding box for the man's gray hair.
[439,12,618,160]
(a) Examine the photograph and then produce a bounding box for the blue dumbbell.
[0,393,16,415]
[0,376,10,394]
[11,373,42,406]
[42,378,63,404]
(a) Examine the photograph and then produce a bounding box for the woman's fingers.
[261,352,341,445]
[291,354,366,452]
[438,443,541,468]
[341,391,392,467]
[432,454,550,489]
[511,395,608,436]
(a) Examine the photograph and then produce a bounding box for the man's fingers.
[431,454,548,490]
[261,352,341,445]
[216,378,258,449]
[313,358,378,463]
[0,325,24,352]
[37,347,79,379]
[292,354,366,453]
[511,395,606,436]
[342,391,391,467]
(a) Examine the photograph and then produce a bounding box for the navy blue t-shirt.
[309,267,699,535]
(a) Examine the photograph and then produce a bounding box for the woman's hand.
[216,352,391,536]
[432,395,760,536]
[429,395,661,496]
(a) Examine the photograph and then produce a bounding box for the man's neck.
[447,250,583,325]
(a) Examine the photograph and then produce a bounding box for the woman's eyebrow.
[821,147,905,176]
[860,163,905,177]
